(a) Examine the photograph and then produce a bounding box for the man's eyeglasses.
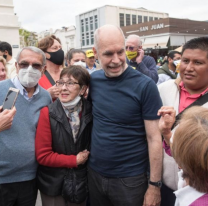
[56,80,80,88]
[18,62,43,70]
[125,46,136,51]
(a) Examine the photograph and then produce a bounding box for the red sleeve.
[35,107,77,168]
[38,74,53,90]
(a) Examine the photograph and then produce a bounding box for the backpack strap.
[44,70,55,86]
[172,92,208,130]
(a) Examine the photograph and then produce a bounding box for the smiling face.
[0,61,6,81]
[58,75,84,103]
[93,27,127,78]
[180,49,208,94]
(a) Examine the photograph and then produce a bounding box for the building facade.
[76,5,168,50]
[121,18,208,59]
[53,26,76,55]
[0,0,20,57]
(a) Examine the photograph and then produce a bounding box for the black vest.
[37,98,92,196]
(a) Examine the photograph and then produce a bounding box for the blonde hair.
[0,56,8,79]
[171,106,208,192]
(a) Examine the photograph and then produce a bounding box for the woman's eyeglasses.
[56,80,80,88]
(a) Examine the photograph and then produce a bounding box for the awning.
[142,36,169,49]
[174,46,183,52]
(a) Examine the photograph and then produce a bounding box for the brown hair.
[38,35,61,52]
[60,65,90,87]
[171,106,208,193]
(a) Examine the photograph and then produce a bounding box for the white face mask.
[61,86,83,109]
[18,65,42,88]
[73,61,86,68]
[62,95,81,109]
[173,60,181,67]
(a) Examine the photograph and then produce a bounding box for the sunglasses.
[125,46,136,51]
[18,62,43,70]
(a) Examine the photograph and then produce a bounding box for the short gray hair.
[126,34,142,46]
[16,46,46,65]
[94,25,125,51]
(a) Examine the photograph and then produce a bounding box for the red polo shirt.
[179,82,208,112]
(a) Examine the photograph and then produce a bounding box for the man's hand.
[0,106,16,132]
[47,85,60,99]
[76,150,90,165]
[143,185,161,206]
[136,48,144,64]
[158,106,176,145]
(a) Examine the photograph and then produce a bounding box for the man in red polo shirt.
[158,36,208,206]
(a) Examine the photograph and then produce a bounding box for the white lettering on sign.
[140,26,148,32]
[151,23,164,30]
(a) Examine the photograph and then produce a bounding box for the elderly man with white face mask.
[0,46,52,206]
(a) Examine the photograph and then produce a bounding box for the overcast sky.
[13,0,208,33]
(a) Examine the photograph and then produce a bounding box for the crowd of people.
[0,24,208,206]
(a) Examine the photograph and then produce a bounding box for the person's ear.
[15,62,20,74]
[45,52,50,59]
[41,66,46,76]
[168,57,172,62]
[93,47,98,59]
[80,85,88,96]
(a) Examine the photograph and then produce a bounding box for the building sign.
[139,23,164,32]
[151,23,164,30]
[140,26,148,32]
[12,45,19,48]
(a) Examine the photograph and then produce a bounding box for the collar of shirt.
[179,81,208,112]
[86,64,97,74]
[6,58,16,65]
[169,69,176,75]
[11,76,39,101]
[174,184,205,206]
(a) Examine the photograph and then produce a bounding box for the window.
[126,14,130,26]
[85,18,89,32]
[138,15,142,23]
[149,17,153,21]
[86,32,89,46]
[154,17,158,20]
[94,15,98,29]
[144,16,148,22]
[119,13,124,27]
[132,15,136,24]
[90,17,93,30]
[82,33,85,47]
[91,31,94,45]
[81,19,84,33]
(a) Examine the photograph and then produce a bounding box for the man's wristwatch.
[149,180,162,188]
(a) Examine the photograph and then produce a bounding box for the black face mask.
[46,49,64,65]
[3,54,7,60]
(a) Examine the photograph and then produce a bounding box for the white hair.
[16,46,46,65]
[126,34,142,46]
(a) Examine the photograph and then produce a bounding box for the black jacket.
[37,98,92,196]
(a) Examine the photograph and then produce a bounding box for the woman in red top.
[38,35,64,99]
[36,65,92,206]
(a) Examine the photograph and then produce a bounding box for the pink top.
[179,82,208,112]
[189,193,208,206]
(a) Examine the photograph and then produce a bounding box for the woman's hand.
[76,150,90,165]
[47,85,60,99]
[158,106,176,145]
